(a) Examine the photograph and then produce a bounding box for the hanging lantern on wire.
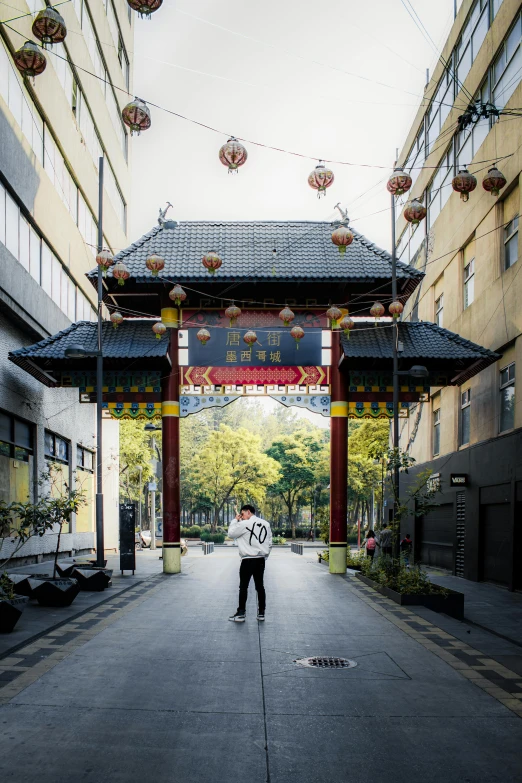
[308,161,334,198]
[202,251,222,275]
[110,311,123,329]
[339,315,354,339]
[452,169,477,202]
[331,223,354,255]
[32,7,67,47]
[243,330,258,348]
[169,284,186,307]
[126,0,162,18]
[225,304,241,326]
[145,253,165,277]
[370,301,385,326]
[279,306,295,327]
[326,306,342,329]
[122,98,151,136]
[290,325,305,348]
[389,301,404,319]
[404,198,427,225]
[219,137,247,173]
[96,248,114,277]
[112,261,130,286]
[482,165,507,197]
[13,41,46,81]
[197,328,211,346]
[387,166,412,196]
[152,321,166,340]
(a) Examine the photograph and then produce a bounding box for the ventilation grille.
[293,656,357,669]
[455,492,466,577]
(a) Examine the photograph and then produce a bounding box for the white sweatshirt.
[228,515,272,559]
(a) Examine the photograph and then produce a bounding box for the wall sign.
[450,474,468,487]
[187,328,322,367]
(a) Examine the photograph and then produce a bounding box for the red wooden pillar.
[329,332,348,573]
[161,304,181,573]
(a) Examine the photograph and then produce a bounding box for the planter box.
[71,568,112,592]
[0,596,29,633]
[346,564,362,571]
[6,573,49,597]
[28,577,80,607]
[355,572,464,620]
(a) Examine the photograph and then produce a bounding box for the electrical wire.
[0,0,71,25]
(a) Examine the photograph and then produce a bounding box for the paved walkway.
[1,549,522,782]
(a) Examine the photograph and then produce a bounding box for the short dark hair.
[241,504,255,514]
[368,530,375,537]
[406,533,411,538]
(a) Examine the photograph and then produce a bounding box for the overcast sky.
[129,0,455,252]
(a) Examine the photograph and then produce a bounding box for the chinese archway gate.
[9,217,499,575]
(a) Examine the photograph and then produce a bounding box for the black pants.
[382,546,393,557]
[237,558,266,614]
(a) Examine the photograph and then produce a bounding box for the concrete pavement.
[1,548,522,782]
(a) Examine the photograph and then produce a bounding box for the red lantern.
[308,161,334,198]
[404,198,427,225]
[482,166,507,197]
[110,311,123,329]
[370,301,385,325]
[126,0,162,18]
[197,328,211,345]
[331,224,354,255]
[290,325,305,348]
[225,304,241,326]
[32,7,67,46]
[279,307,295,327]
[96,249,114,277]
[13,41,46,80]
[122,98,151,136]
[219,137,247,172]
[112,261,130,286]
[243,330,258,347]
[389,301,404,319]
[202,251,222,275]
[152,321,166,340]
[339,315,354,339]
[169,284,186,307]
[145,253,165,277]
[452,169,477,202]
[387,167,412,196]
[326,306,342,329]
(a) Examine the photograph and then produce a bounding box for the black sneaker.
[229,612,246,623]
[257,613,265,621]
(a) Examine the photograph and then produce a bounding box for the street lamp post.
[390,192,400,556]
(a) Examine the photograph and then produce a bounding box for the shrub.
[346,548,365,567]
[272,536,286,545]
[188,525,202,537]
[319,549,329,562]
[201,532,225,544]
[361,556,449,595]
[181,527,191,537]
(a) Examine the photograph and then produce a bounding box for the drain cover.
[293,656,357,669]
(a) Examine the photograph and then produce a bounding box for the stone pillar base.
[329,545,347,574]
[163,546,181,574]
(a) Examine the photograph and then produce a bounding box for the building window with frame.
[433,408,441,455]
[435,294,444,326]
[0,411,34,503]
[76,445,94,472]
[500,363,515,432]
[504,215,519,269]
[492,12,522,110]
[428,146,454,227]
[44,430,70,464]
[461,389,471,445]
[464,259,475,307]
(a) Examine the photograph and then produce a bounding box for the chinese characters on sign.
[188,328,322,367]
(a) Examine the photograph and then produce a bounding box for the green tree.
[189,425,280,531]
[119,421,155,502]
[266,430,325,538]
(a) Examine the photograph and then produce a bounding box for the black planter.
[6,573,49,597]
[71,568,112,592]
[346,563,363,571]
[28,577,80,607]
[355,572,465,620]
[55,562,78,578]
[0,596,29,633]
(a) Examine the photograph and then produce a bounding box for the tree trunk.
[53,521,63,580]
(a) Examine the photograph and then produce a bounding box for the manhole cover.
[293,656,357,669]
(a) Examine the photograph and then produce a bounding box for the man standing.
[379,523,393,558]
[228,504,272,623]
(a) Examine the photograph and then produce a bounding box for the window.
[428,146,454,227]
[44,431,70,463]
[464,259,475,307]
[5,192,19,259]
[433,408,441,455]
[504,215,519,269]
[492,13,522,110]
[118,35,130,89]
[500,363,515,432]
[77,445,94,472]
[435,294,444,326]
[404,128,425,189]
[427,70,455,152]
[456,0,492,87]
[461,389,471,445]
[0,411,34,462]
[457,80,491,168]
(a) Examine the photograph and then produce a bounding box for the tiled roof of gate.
[87,221,424,285]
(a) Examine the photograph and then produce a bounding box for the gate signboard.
[187,327,322,367]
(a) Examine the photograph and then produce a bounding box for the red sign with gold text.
[181,366,329,386]
[181,309,327,329]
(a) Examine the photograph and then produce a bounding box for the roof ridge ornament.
[158,202,173,226]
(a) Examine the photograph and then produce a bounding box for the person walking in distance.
[228,505,272,623]
[379,523,393,558]
[400,532,413,566]
[365,530,378,560]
